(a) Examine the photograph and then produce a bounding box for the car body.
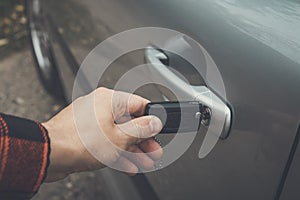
[27,0,300,199]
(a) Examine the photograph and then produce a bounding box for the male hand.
[43,87,163,182]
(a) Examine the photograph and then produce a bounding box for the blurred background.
[0,0,27,58]
[0,1,110,199]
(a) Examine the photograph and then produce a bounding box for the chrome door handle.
[145,46,232,139]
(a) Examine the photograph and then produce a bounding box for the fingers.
[115,143,162,174]
[115,114,133,124]
[117,115,162,146]
[93,88,149,120]
[139,138,163,161]
[124,145,155,170]
[112,157,138,176]
[112,90,150,119]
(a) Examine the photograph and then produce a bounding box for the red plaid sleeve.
[0,114,50,199]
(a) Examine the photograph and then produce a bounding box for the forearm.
[0,113,50,199]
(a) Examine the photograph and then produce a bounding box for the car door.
[44,0,300,199]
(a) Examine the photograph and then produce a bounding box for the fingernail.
[150,116,162,134]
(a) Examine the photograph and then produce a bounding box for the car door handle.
[145,46,232,140]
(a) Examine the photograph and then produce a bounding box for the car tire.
[26,0,64,99]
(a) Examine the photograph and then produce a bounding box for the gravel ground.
[0,49,111,200]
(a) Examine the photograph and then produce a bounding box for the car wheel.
[27,0,64,99]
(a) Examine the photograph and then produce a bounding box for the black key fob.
[144,101,202,134]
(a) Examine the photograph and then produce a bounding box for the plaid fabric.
[0,114,50,200]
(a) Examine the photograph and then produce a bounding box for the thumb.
[117,115,162,146]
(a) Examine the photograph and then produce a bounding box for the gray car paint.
[42,0,300,199]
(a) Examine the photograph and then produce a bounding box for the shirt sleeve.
[0,113,50,199]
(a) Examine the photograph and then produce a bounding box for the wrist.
[41,110,105,182]
[42,120,76,182]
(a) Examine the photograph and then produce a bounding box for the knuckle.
[95,87,111,95]
[134,123,149,139]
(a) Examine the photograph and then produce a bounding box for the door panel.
[279,126,300,200]
[45,0,300,199]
